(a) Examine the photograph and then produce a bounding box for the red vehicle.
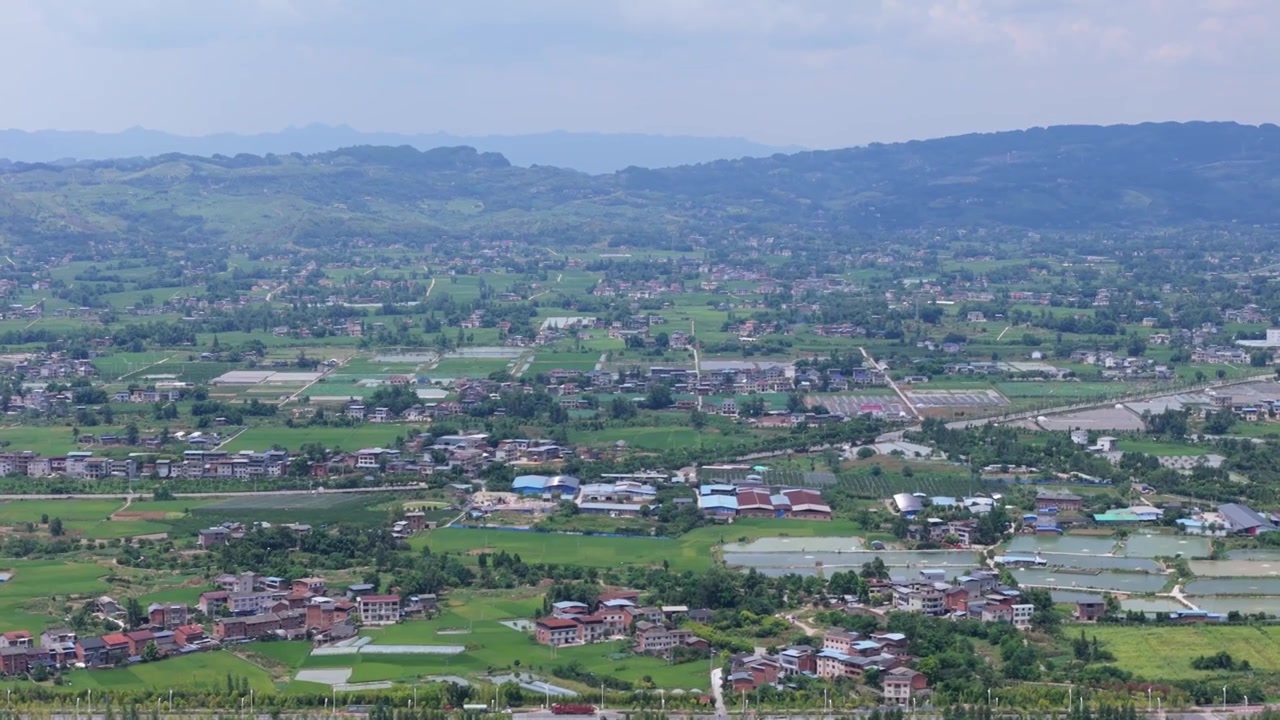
[551,704,596,715]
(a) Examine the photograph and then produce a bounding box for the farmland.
[1087,626,1280,680]
[219,424,411,453]
[62,650,277,693]
[294,594,712,691]
[0,559,116,634]
[416,518,867,572]
[835,474,995,499]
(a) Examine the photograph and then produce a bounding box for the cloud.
[0,0,1276,147]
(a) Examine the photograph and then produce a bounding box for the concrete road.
[0,484,429,501]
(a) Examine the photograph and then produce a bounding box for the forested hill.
[2,121,1279,257]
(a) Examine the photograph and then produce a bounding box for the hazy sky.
[2,0,1276,148]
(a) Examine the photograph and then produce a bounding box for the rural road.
[943,372,1274,430]
[859,346,919,419]
[709,667,727,717]
[0,483,430,501]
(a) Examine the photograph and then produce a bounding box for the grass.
[242,640,314,670]
[995,381,1132,399]
[416,518,866,572]
[0,559,115,633]
[62,650,277,693]
[220,424,410,453]
[568,426,745,451]
[0,426,94,456]
[0,498,184,540]
[0,498,123,524]
[1113,438,1208,456]
[298,594,711,690]
[168,492,398,535]
[1089,625,1280,680]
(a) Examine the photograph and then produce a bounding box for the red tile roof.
[537,617,580,629]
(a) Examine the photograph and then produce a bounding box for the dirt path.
[781,614,821,636]
[118,353,176,381]
[283,355,349,405]
[424,277,436,299]
[265,284,288,302]
[213,427,248,450]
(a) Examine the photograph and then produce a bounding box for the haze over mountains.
[2,121,1279,259]
[0,125,802,175]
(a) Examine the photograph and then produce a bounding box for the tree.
[856,446,876,460]
[142,640,160,662]
[1203,409,1236,435]
[49,517,64,537]
[125,422,140,446]
[644,383,673,410]
[608,396,637,420]
[125,597,147,629]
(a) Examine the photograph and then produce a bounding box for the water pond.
[1006,535,1118,555]
[1013,568,1168,593]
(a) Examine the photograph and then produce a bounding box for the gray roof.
[893,493,923,513]
[1035,490,1081,501]
[1218,503,1275,532]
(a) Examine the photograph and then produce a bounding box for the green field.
[297,597,711,690]
[221,424,410,453]
[1113,438,1208,457]
[0,559,115,633]
[63,650,277,693]
[1089,625,1280,680]
[0,426,100,456]
[0,498,181,539]
[416,518,866,572]
[167,492,400,535]
[995,381,1139,399]
[568,425,745,451]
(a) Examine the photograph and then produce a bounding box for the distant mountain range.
[4,121,1279,258]
[0,125,802,174]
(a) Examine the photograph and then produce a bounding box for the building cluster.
[0,611,214,675]
[839,568,1036,631]
[510,474,672,518]
[195,572,433,643]
[696,484,833,521]
[1178,502,1280,537]
[722,627,927,706]
[534,589,710,651]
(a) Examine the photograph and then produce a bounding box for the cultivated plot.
[810,393,905,417]
[905,389,1009,408]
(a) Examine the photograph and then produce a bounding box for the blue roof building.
[512,475,549,494]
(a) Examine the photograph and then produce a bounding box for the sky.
[1,0,1277,148]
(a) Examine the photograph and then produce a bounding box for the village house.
[882,667,929,706]
[357,594,402,626]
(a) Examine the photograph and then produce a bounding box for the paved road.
[0,484,430,501]
[859,346,919,419]
[944,373,1273,430]
[709,667,727,717]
